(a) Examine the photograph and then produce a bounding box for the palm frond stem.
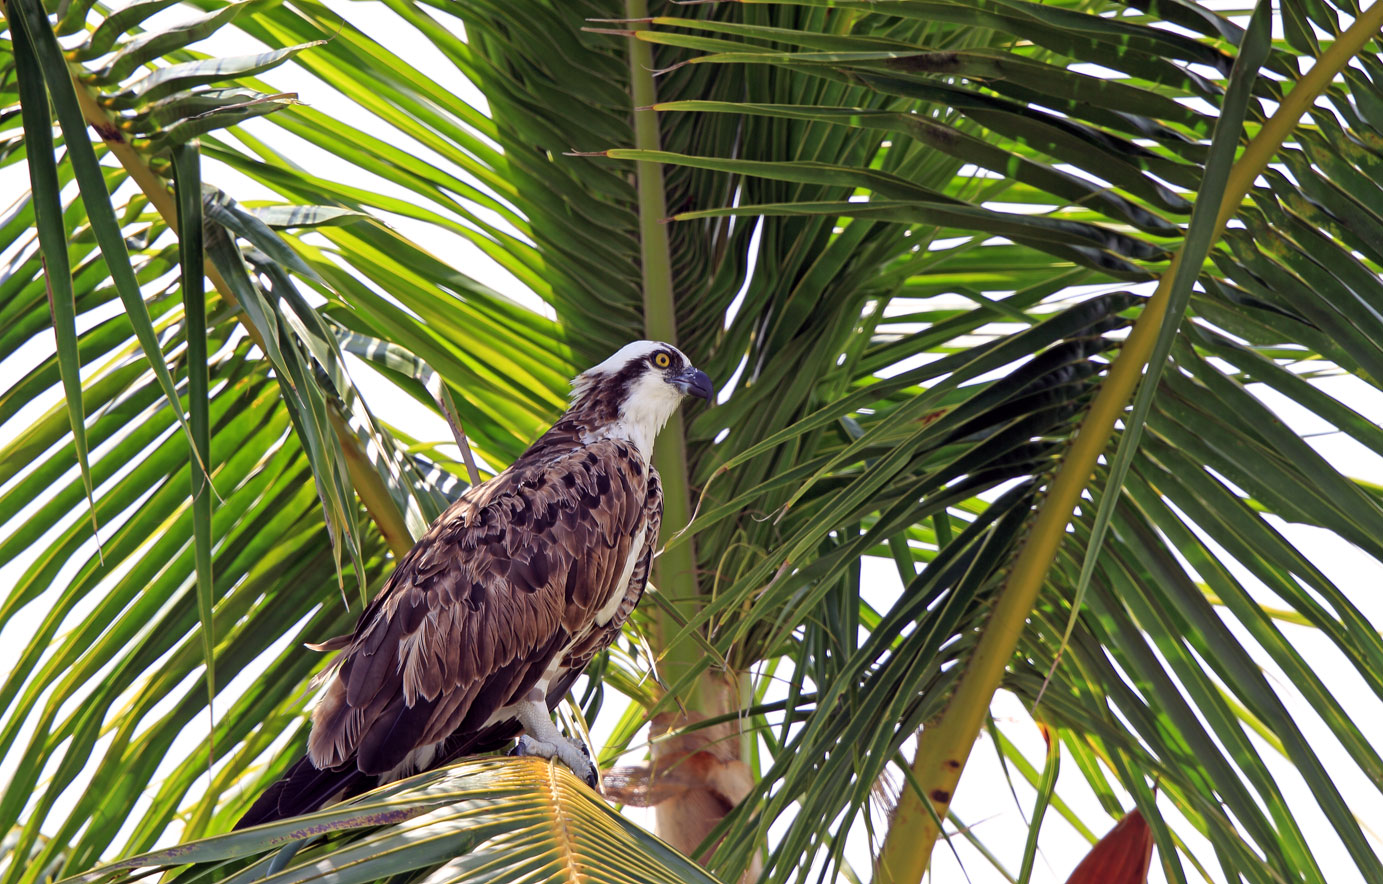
[874,4,1383,879]
[623,1,706,710]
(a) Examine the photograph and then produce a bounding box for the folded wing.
[236,439,654,827]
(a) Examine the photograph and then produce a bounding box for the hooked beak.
[670,366,714,402]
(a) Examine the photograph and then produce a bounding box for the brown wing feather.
[562,469,662,672]
[307,439,652,777]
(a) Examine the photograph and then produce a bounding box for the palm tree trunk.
[622,1,754,872]
[649,674,756,876]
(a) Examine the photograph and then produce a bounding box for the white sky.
[3,2,1383,883]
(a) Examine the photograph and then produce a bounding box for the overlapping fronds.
[65,758,725,884]
[6,0,1383,882]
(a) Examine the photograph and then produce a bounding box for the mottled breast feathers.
[306,438,662,778]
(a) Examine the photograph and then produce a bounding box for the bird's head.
[568,341,712,457]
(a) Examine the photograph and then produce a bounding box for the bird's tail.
[234,722,529,830]
[234,754,373,830]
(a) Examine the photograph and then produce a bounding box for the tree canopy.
[4,1,1383,882]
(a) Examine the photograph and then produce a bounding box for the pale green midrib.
[624,0,706,706]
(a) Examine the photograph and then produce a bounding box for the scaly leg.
[511,691,599,788]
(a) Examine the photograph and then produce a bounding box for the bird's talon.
[567,754,599,789]
[559,736,598,787]
[565,735,593,760]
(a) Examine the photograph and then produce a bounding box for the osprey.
[236,341,712,828]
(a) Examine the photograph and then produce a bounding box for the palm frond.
[7,0,1383,882]
[65,758,725,884]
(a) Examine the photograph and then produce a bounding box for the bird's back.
[235,437,660,828]
[235,338,707,829]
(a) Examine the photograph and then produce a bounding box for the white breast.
[596,525,645,626]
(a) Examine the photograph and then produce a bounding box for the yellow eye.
[653,352,671,368]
